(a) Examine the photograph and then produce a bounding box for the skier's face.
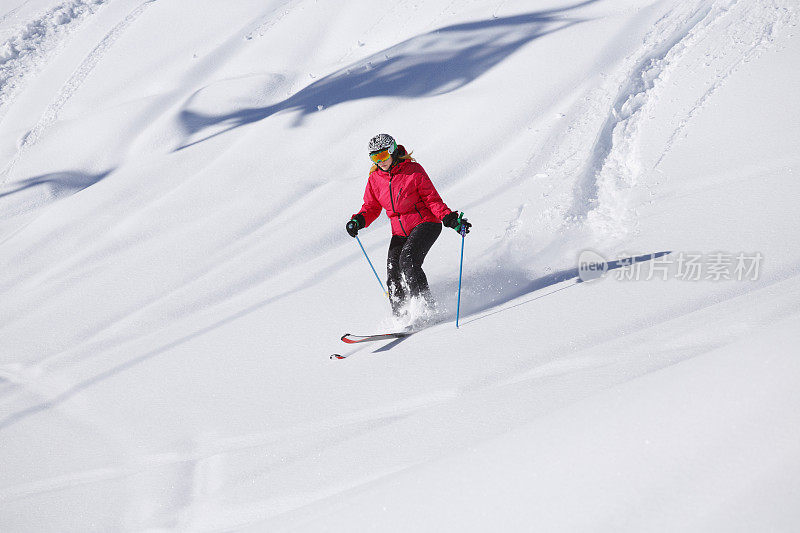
[376,156,392,171]
[370,146,393,170]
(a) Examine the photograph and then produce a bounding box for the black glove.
[346,214,365,237]
[442,211,471,234]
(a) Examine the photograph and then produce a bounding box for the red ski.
[331,331,414,359]
[340,331,413,344]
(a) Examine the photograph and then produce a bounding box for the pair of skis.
[330,330,415,359]
[341,331,413,344]
[331,313,450,359]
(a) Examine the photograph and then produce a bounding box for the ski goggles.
[369,149,393,164]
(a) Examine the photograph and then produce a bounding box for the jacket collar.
[373,158,409,177]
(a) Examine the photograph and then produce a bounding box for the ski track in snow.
[0,0,108,127]
[570,0,723,237]
[653,0,799,168]
[244,0,304,41]
[0,2,29,27]
[554,0,795,241]
[1,0,155,183]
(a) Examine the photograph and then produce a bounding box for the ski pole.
[355,235,389,298]
[456,213,466,328]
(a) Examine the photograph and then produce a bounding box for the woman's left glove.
[442,211,471,234]
[346,214,365,237]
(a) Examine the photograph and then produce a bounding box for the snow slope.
[0,0,798,530]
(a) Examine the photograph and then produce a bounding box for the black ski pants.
[387,222,442,314]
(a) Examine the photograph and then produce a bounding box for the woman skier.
[346,133,471,318]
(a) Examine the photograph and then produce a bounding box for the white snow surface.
[1,0,799,530]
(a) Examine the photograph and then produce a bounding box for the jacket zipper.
[414,204,424,222]
[388,170,408,236]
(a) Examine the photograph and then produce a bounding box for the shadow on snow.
[176,1,597,151]
[0,170,111,201]
[373,251,672,352]
[457,251,673,327]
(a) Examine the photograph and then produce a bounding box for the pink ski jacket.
[353,159,452,237]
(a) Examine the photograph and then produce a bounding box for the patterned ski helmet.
[368,133,397,154]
